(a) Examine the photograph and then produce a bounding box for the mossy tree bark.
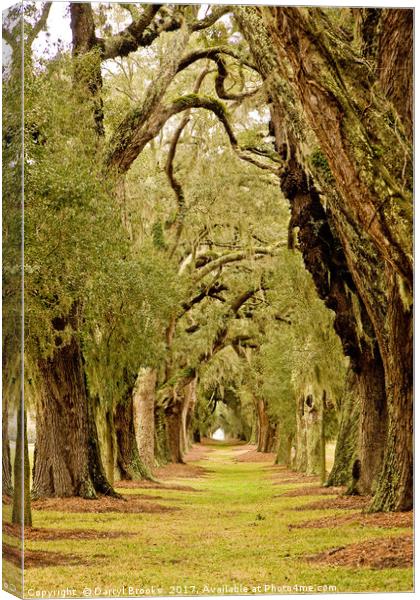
[115,381,153,481]
[133,368,157,471]
[2,383,13,497]
[327,369,359,487]
[32,311,96,499]
[12,403,32,526]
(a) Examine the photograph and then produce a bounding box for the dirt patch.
[115,480,198,492]
[3,543,89,569]
[271,470,319,485]
[295,495,370,511]
[152,463,210,480]
[306,535,413,569]
[32,495,178,514]
[279,486,345,497]
[3,522,137,541]
[290,511,413,530]
[235,450,277,463]
[184,443,216,461]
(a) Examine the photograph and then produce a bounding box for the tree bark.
[12,403,32,526]
[180,378,197,454]
[370,270,413,511]
[115,387,152,480]
[165,398,184,464]
[2,388,13,497]
[133,368,157,471]
[276,431,293,467]
[87,394,121,497]
[327,369,360,487]
[154,403,171,466]
[32,313,95,499]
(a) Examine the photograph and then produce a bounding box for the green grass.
[5,442,414,597]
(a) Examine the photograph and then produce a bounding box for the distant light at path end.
[212,428,225,441]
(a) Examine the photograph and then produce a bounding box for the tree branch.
[27,2,52,47]
[107,93,281,175]
[193,245,281,283]
[100,4,161,60]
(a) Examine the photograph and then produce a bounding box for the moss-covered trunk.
[12,403,32,526]
[165,398,184,464]
[327,370,359,486]
[32,311,95,499]
[115,385,152,481]
[2,389,13,497]
[133,368,157,471]
[370,271,412,511]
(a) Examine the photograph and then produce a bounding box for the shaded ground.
[3,543,89,569]
[3,522,137,541]
[32,496,178,514]
[290,511,413,530]
[279,485,345,497]
[296,495,370,511]
[234,448,277,463]
[306,535,413,569]
[115,480,198,492]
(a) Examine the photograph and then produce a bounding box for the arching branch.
[193,245,281,283]
[107,93,282,175]
[177,46,260,102]
[166,70,211,258]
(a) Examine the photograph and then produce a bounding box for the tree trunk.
[353,342,387,495]
[12,403,32,526]
[2,390,13,497]
[165,397,184,464]
[87,394,121,497]
[32,316,95,499]
[180,378,197,454]
[276,431,293,467]
[305,394,322,476]
[133,368,157,471]
[294,395,308,472]
[154,403,171,465]
[256,398,273,452]
[327,369,360,486]
[370,271,413,511]
[115,390,152,481]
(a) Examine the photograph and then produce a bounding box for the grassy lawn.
[3,442,413,597]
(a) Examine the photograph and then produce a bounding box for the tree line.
[2,3,412,526]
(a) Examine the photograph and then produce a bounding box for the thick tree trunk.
[12,403,32,526]
[327,370,359,486]
[276,431,293,467]
[87,394,120,497]
[115,391,152,481]
[256,398,275,453]
[32,319,95,499]
[305,393,323,477]
[294,395,308,472]
[165,399,184,464]
[154,403,171,466]
[133,368,157,471]
[180,378,197,454]
[370,271,413,511]
[353,342,387,495]
[2,391,13,497]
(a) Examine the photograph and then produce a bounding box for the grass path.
[3,441,413,596]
